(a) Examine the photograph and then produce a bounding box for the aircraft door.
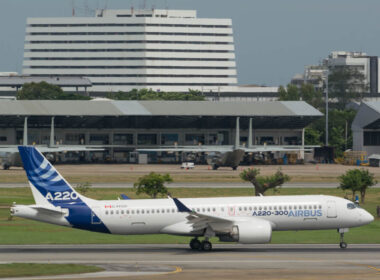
[91,206,101,224]
[327,201,337,218]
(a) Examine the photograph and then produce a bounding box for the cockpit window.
[347,203,356,209]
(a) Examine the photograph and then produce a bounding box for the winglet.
[173,198,192,213]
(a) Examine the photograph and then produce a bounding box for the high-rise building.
[291,51,380,94]
[22,9,237,93]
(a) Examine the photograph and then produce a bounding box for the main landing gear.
[189,238,212,251]
[338,228,348,249]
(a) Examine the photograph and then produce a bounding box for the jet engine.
[219,219,272,244]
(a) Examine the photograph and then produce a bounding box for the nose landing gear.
[338,228,349,249]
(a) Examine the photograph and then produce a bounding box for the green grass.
[1,188,379,245]
[0,263,103,278]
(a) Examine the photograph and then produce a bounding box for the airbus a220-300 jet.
[11,146,374,251]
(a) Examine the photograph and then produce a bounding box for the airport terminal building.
[0,100,322,163]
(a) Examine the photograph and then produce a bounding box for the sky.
[0,0,379,86]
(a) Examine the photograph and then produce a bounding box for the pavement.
[1,244,380,280]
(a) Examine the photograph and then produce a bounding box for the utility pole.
[325,69,329,146]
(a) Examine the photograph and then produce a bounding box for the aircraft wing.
[137,145,234,153]
[243,145,316,153]
[0,145,104,153]
[173,198,234,232]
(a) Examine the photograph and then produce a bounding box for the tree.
[304,127,323,146]
[106,88,205,101]
[338,169,376,203]
[134,172,173,198]
[17,82,91,100]
[278,84,300,101]
[240,168,290,196]
[299,83,323,109]
[328,67,367,110]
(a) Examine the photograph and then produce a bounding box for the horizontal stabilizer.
[120,194,130,200]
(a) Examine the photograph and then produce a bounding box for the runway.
[1,244,380,280]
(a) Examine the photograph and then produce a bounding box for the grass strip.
[0,263,103,278]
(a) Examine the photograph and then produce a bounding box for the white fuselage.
[80,195,372,235]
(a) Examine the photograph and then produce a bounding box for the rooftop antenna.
[71,0,76,16]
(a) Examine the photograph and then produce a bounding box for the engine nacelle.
[220,219,272,244]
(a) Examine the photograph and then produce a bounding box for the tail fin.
[18,146,82,206]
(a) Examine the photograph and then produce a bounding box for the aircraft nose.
[362,210,374,224]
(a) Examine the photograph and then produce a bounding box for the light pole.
[325,69,329,146]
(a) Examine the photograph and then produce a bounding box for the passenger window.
[304,205,307,210]
[116,210,119,214]
[147,210,150,214]
[221,207,224,211]
[309,205,312,210]
[279,206,282,210]
[319,205,322,209]
[197,208,200,212]
[207,208,210,212]
[239,207,242,211]
[131,210,135,214]
[121,210,124,214]
[249,207,252,211]
[313,205,317,209]
[269,206,272,210]
[274,206,277,210]
[142,210,145,214]
[289,206,292,210]
[263,206,267,210]
[161,209,165,213]
[110,210,114,215]
[284,206,287,210]
[151,209,155,214]
[167,209,170,213]
[259,206,262,210]
[212,208,216,212]
[127,210,130,214]
[172,209,175,213]
[136,210,140,214]
[202,208,205,212]
[105,210,109,215]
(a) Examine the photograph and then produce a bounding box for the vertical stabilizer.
[18,146,81,206]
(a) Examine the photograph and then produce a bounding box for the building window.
[364,131,380,146]
[161,133,178,145]
[90,134,109,144]
[0,136,7,142]
[138,134,157,145]
[185,134,205,144]
[114,133,133,145]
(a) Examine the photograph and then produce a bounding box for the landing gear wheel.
[339,242,347,249]
[201,240,212,251]
[339,231,348,249]
[189,238,201,250]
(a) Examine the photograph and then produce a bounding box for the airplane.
[0,116,104,169]
[10,146,374,251]
[137,117,317,170]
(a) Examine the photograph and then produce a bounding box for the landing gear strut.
[189,238,212,251]
[338,228,348,249]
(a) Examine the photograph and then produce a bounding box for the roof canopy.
[0,100,322,129]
